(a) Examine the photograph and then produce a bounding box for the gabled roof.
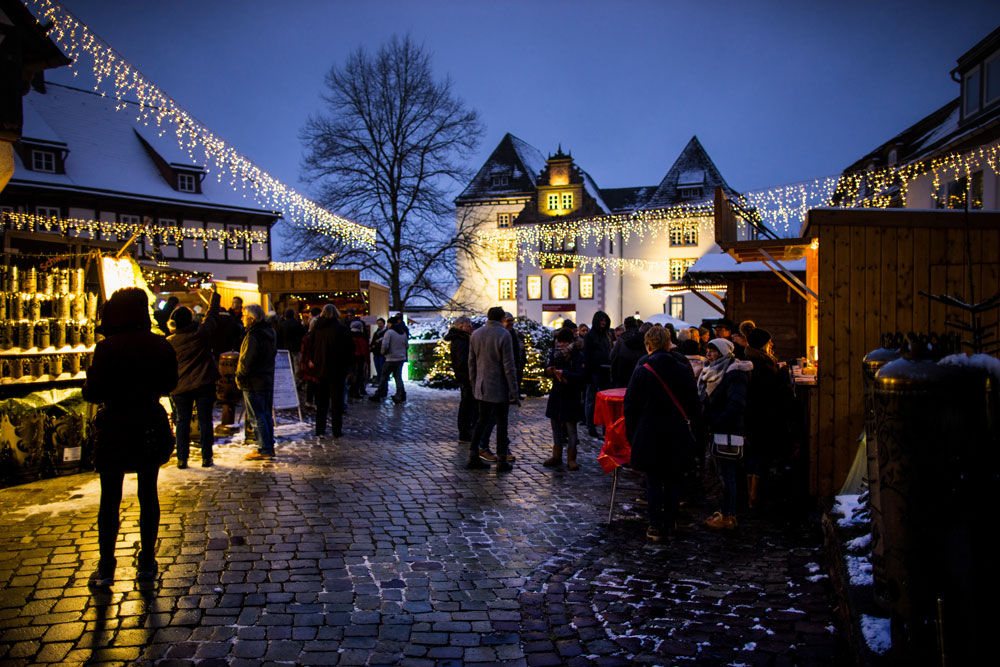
[10,82,280,219]
[599,186,655,213]
[456,133,546,202]
[643,136,738,209]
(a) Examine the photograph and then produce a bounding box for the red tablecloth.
[595,388,629,473]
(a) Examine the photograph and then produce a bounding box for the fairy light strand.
[27,0,375,249]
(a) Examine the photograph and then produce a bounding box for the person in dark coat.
[466,306,519,472]
[503,312,526,394]
[167,291,221,468]
[743,327,789,509]
[610,316,645,388]
[84,287,178,585]
[699,337,753,529]
[298,317,321,408]
[624,326,703,542]
[348,320,369,398]
[277,308,306,375]
[311,304,354,438]
[237,304,277,459]
[444,316,476,442]
[543,327,586,469]
[584,310,613,437]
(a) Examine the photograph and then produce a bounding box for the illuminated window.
[971,171,984,210]
[177,172,197,193]
[547,194,560,210]
[31,150,55,173]
[669,296,684,320]
[527,275,541,300]
[497,212,512,228]
[550,274,570,300]
[669,258,696,282]
[964,66,981,117]
[561,192,573,209]
[669,222,698,246]
[579,274,594,299]
[499,278,515,301]
[495,238,517,262]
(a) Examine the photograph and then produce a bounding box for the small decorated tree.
[520,333,552,396]
[423,338,459,389]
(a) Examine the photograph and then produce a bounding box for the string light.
[27,0,375,249]
[269,254,338,271]
[3,211,269,246]
[140,266,213,288]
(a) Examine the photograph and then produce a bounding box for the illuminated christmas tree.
[423,338,459,389]
[521,333,552,396]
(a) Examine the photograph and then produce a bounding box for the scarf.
[698,353,734,402]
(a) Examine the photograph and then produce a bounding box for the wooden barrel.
[216,352,240,403]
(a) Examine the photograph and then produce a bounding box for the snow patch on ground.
[806,574,829,582]
[860,614,891,654]
[805,562,821,573]
[832,494,864,527]
[846,533,871,552]
[845,555,874,587]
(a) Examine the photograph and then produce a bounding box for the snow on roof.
[909,105,960,157]
[13,83,279,217]
[456,133,546,201]
[581,169,610,213]
[509,135,546,183]
[643,312,694,329]
[687,252,806,274]
[678,169,705,186]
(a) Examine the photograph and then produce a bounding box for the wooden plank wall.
[725,278,807,360]
[806,209,1000,496]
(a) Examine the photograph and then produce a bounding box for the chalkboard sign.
[272,350,300,412]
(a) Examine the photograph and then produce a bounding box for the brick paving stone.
[0,387,840,665]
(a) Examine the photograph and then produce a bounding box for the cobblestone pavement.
[0,384,840,666]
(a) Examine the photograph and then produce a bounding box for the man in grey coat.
[467,306,519,472]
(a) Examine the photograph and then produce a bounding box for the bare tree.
[295,35,484,310]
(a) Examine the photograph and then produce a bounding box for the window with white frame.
[677,186,703,200]
[158,218,179,258]
[31,149,56,173]
[964,66,981,117]
[497,212,513,228]
[550,274,570,300]
[669,258,696,282]
[498,278,515,301]
[491,174,509,187]
[227,224,246,261]
[669,221,698,246]
[495,237,517,262]
[669,295,684,320]
[177,172,197,193]
[36,206,60,220]
[561,192,573,210]
[579,274,594,299]
[547,193,560,211]
[526,275,541,300]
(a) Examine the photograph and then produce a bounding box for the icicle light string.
[28,0,375,249]
[3,212,269,246]
[478,140,1000,267]
[269,254,339,271]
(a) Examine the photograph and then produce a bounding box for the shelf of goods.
[1,265,97,485]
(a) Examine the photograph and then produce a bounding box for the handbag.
[91,402,174,470]
[642,362,695,443]
[712,432,745,460]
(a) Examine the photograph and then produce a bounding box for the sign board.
[272,350,300,412]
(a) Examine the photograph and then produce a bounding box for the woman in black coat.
[698,337,753,529]
[543,327,586,469]
[743,328,790,508]
[624,326,703,542]
[84,287,178,586]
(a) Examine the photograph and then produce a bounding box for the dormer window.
[677,186,703,200]
[491,174,509,187]
[32,149,56,173]
[177,172,198,193]
[887,149,898,165]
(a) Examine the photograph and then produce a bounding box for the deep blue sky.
[41,0,1000,258]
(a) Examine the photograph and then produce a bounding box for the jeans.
[173,383,215,463]
[243,389,275,455]
[315,373,346,436]
[646,469,680,531]
[470,400,510,458]
[98,467,159,569]
[716,457,739,516]
[458,385,477,438]
[373,354,385,384]
[377,360,405,398]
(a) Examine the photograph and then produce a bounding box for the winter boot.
[542,444,563,468]
[566,447,579,471]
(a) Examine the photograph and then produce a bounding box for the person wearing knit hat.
[743,326,783,510]
[84,287,178,586]
[747,327,772,350]
[698,335,752,530]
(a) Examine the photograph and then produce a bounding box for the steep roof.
[10,82,280,219]
[456,133,546,202]
[599,186,655,213]
[643,136,738,209]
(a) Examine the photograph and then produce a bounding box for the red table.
[595,388,632,524]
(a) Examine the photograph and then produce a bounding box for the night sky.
[37,0,1000,258]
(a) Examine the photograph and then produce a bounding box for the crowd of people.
[84,286,798,586]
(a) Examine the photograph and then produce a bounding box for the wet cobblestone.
[0,384,839,665]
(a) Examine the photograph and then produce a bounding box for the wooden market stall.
[716,186,1000,496]
[256,269,390,322]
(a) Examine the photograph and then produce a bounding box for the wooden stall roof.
[804,206,1000,234]
[256,269,361,293]
[716,238,811,263]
